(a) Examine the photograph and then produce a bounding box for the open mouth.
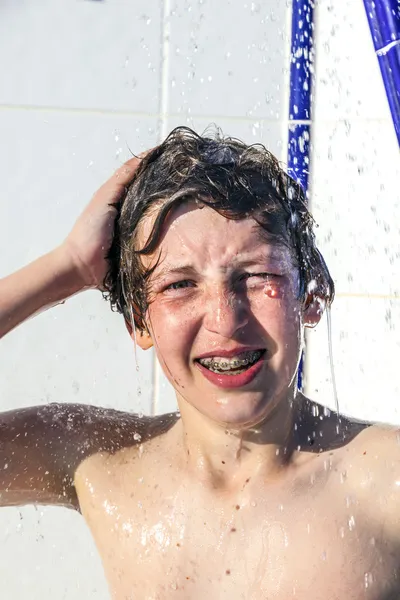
[195,349,266,376]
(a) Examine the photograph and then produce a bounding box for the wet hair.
[103,126,334,331]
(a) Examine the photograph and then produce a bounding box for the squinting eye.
[241,273,282,298]
[164,280,194,292]
[242,273,275,283]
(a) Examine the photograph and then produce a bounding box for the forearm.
[0,247,85,339]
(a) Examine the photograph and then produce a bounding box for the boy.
[0,127,399,599]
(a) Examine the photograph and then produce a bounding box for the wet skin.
[74,205,400,599]
[73,404,400,600]
[2,205,400,598]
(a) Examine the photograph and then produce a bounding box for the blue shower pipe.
[363,0,400,145]
[287,0,315,389]
[287,0,314,194]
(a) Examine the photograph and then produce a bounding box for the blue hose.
[363,0,400,145]
[287,0,315,194]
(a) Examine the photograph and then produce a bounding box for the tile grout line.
[0,103,392,126]
[336,293,400,301]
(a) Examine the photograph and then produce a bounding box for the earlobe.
[136,329,154,350]
[124,318,153,350]
[303,294,325,328]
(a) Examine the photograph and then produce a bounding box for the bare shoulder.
[341,419,400,461]
[0,402,176,509]
[74,408,179,507]
[337,420,400,532]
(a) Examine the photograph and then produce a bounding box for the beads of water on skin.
[364,572,374,589]
[264,284,279,299]
[348,515,355,531]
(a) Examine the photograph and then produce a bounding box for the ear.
[124,318,153,350]
[303,293,325,329]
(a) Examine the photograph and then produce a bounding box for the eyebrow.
[154,265,197,278]
[152,253,287,280]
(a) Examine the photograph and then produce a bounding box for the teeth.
[198,350,263,372]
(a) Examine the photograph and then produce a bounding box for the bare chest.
[83,483,399,600]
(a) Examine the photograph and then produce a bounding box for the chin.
[206,394,278,429]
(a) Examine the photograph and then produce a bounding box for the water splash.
[326,305,340,416]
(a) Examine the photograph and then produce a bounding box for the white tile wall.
[314,0,390,120]
[305,296,400,424]
[0,0,163,113]
[166,0,288,120]
[310,119,400,298]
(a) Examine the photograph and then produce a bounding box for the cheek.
[147,302,194,354]
[251,279,300,316]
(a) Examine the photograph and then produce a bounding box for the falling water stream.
[326,305,340,417]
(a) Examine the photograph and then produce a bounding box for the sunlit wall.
[0,0,398,597]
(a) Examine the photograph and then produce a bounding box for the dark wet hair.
[103,126,334,331]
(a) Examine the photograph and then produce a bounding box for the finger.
[113,157,142,186]
[92,158,142,207]
[109,148,156,188]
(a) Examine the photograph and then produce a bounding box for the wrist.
[50,245,92,298]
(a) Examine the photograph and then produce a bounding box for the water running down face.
[135,202,323,429]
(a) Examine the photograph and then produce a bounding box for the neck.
[175,388,304,493]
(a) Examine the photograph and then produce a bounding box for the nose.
[203,286,249,338]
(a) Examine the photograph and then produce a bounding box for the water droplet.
[364,572,373,588]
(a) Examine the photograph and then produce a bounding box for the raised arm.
[0,403,177,510]
[0,158,144,509]
[0,157,140,339]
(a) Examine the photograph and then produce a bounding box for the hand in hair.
[62,157,142,290]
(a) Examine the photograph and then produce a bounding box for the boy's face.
[138,202,317,428]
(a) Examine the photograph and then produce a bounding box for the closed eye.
[240,272,278,281]
[237,272,282,291]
